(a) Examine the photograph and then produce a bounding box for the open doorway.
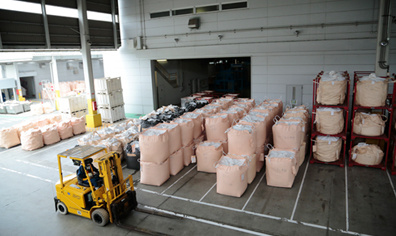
[20,76,36,99]
[152,57,250,109]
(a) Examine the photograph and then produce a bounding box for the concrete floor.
[1,113,396,236]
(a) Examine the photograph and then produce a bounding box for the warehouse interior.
[1,0,396,236]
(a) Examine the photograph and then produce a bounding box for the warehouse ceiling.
[0,0,120,50]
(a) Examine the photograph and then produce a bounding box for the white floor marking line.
[290,160,309,220]
[386,169,396,199]
[0,146,22,154]
[136,187,367,236]
[0,166,54,183]
[199,183,217,202]
[20,137,78,156]
[142,205,271,236]
[15,160,73,174]
[242,171,266,210]
[161,165,197,194]
[345,160,350,231]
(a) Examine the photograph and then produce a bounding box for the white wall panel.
[111,0,396,114]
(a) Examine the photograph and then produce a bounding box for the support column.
[50,57,60,109]
[12,63,25,101]
[77,0,102,128]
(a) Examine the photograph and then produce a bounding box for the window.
[150,11,170,18]
[196,5,219,13]
[172,8,193,16]
[222,2,247,10]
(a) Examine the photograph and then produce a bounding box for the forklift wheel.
[57,202,68,215]
[91,208,109,227]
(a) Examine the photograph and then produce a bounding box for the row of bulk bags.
[353,112,386,136]
[355,73,388,107]
[315,107,344,135]
[351,143,384,166]
[317,71,347,105]
[266,149,299,188]
[313,136,342,163]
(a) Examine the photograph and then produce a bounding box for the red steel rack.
[310,71,350,167]
[348,71,395,171]
[388,73,396,175]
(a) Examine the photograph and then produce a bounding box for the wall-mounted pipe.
[375,0,392,75]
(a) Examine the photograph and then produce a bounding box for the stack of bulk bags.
[315,107,344,135]
[181,112,204,140]
[266,149,299,188]
[351,143,384,166]
[272,119,305,167]
[316,71,347,105]
[355,73,388,107]
[153,123,183,176]
[172,118,194,166]
[41,125,61,145]
[313,136,342,163]
[227,124,257,183]
[239,114,268,172]
[263,99,284,117]
[353,112,386,136]
[139,129,170,186]
[196,141,223,173]
[21,129,44,151]
[0,127,20,149]
[216,155,248,197]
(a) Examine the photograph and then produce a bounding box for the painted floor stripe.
[290,160,309,220]
[386,170,396,199]
[242,171,266,210]
[161,165,197,194]
[199,183,216,202]
[0,166,54,183]
[142,205,271,236]
[15,159,73,174]
[136,187,368,236]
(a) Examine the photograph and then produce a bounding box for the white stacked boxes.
[95,77,125,123]
[58,95,87,118]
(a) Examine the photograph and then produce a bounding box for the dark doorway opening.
[152,57,250,109]
[20,76,36,99]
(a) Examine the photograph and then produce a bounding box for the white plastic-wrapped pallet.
[205,114,230,142]
[41,124,61,145]
[227,124,257,156]
[0,127,20,149]
[355,73,388,107]
[172,118,194,147]
[313,136,342,163]
[216,156,248,197]
[139,128,170,164]
[181,112,203,139]
[57,120,74,140]
[315,107,344,135]
[272,120,305,150]
[169,149,184,175]
[153,123,181,155]
[266,149,299,188]
[351,143,384,166]
[21,129,44,151]
[196,142,223,173]
[353,112,386,136]
[140,158,170,186]
[317,71,347,105]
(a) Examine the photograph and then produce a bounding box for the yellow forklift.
[54,145,176,235]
